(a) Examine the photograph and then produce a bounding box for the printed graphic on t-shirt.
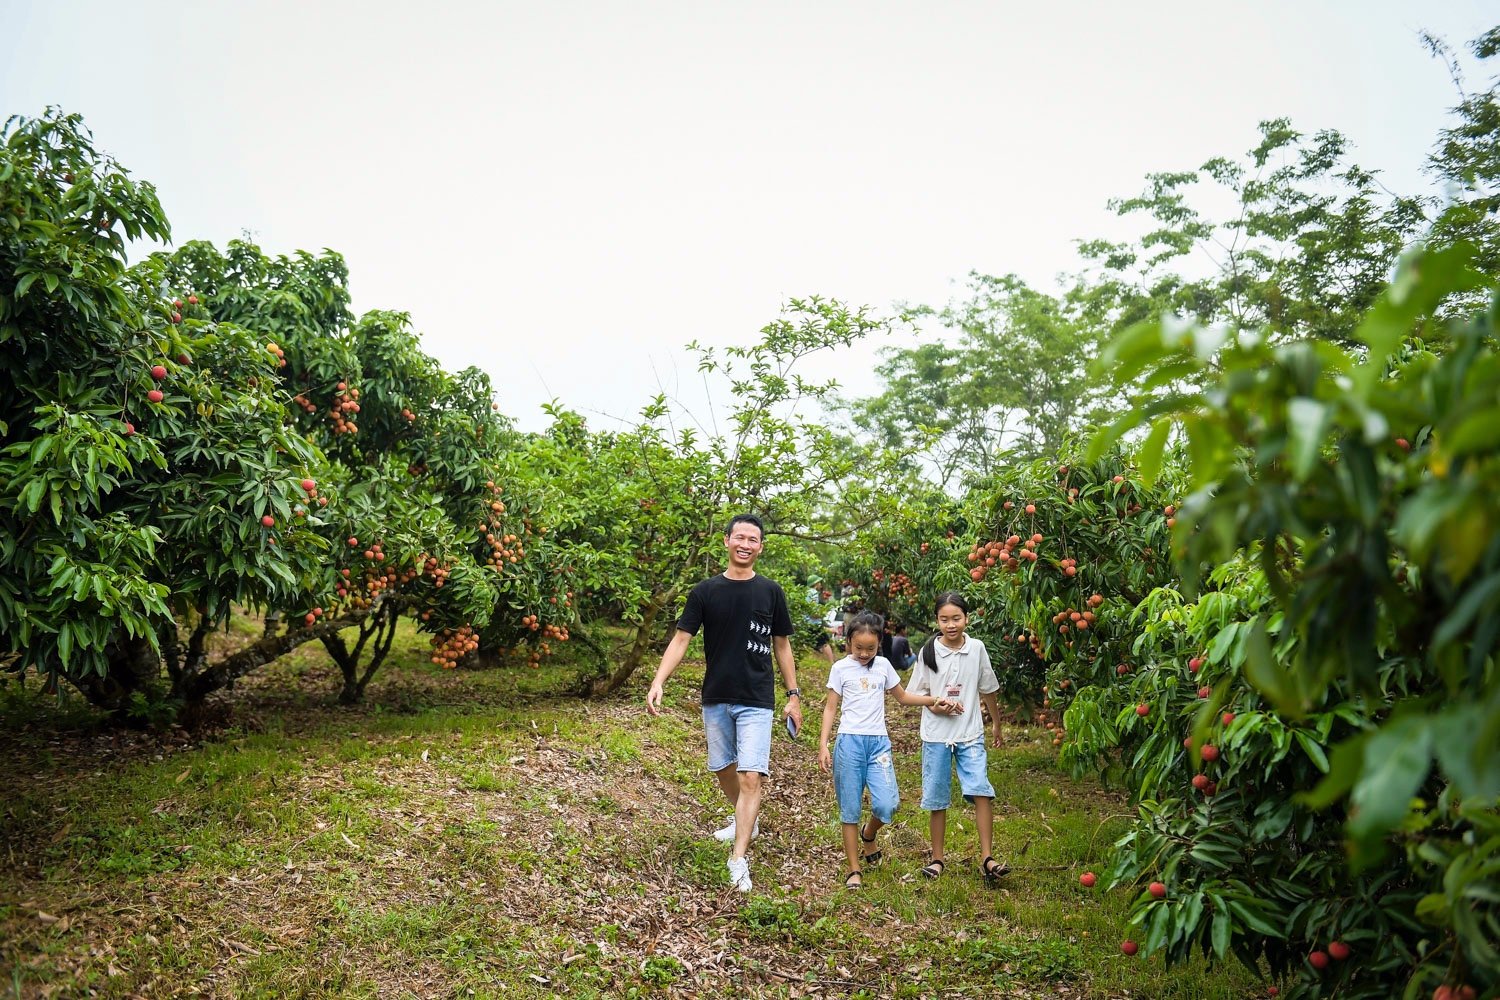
[746,618,772,659]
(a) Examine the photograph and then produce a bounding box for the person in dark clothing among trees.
[891,623,915,669]
[646,514,803,894]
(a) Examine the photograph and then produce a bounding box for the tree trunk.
[177,607,375,703]
[323,631,359,704]
[261,611,282,639]
[563,626,615,696]
[68,633,164,713]
[588,587,678,698]
[327,601,402,704]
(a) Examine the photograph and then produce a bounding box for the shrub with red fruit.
[889,451,1180,715]
[0,114,533,715]
[1081,226,1500,996]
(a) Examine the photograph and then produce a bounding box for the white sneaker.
[711,816,760,843]
[726,856,752,893]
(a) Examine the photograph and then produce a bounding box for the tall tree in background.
[1425,27,1500,285]
[1070,119,1432,345]
[851,274,1100,487]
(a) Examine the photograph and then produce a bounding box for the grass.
[0,618,1269,998]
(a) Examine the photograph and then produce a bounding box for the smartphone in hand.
[784,714,799,739]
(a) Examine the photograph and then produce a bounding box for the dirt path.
[0,645,1248,998]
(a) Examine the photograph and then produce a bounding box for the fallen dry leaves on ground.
[1,651,1121,999]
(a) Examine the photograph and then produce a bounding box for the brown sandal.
[981,856,1010,884]
[860,828,883,867]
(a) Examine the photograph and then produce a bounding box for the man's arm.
[645,629,694,717]
[772,635,802,730]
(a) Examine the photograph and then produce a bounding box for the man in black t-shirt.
[646,514,802,894]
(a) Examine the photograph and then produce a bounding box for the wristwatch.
[786,688,801,699]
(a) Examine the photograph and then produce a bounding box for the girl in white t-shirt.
[904,591,1008,884]
[818,612,951,889]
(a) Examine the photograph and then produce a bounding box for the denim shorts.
[703,703,773,775]
[920,738,995,810]
[832,733,900,824]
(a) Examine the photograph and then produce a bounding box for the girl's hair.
[919,591,970,671]
[847,611,886,647]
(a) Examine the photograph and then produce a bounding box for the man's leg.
[713,763,741,809]
[732,769,763,859]
[729,705,774,860]
[704,705,748,841]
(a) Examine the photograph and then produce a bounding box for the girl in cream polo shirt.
[905,591,1009,883]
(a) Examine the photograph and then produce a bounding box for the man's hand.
[992,723,1004,747]
[646,679,665,717]
[784,694,803,732]
[818,743,832,772]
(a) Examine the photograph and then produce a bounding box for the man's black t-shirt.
[677,573,793,708]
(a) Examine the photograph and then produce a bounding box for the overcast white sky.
[3,2,1493,431]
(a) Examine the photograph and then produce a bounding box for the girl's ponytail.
[920,637,939,672]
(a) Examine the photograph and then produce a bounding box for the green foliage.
[1425,28,1500,284]
[512,297,917,694]
[1083,247,1500,996]
[0,110,563,709]
[1073,119,1432,348]
[852,274,1103,486]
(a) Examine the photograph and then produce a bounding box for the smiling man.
[645,514,802,893]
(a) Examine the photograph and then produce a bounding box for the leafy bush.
[1078,244,1500,997]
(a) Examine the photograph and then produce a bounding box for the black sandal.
[844,870,863,889]
[981,856,1010,884]
[920,858,945,880]
[860,828,883,867]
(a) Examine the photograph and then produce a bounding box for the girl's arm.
[890,683,941,709]
[818,690,840,772]
[980,690,1003,745]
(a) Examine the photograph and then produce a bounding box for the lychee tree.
[506,298,917,697]
[822,489,964,649]
[952,452,1180,712]
[0,110,353,712]
[1077,242,1500,997]
[148,240,553,700]
[0,110,545,713]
